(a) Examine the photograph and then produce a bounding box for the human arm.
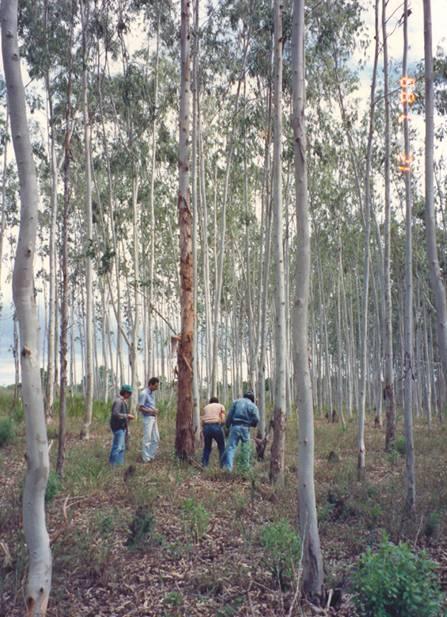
[225,402,235,428]
[138,391,158,416]
[111,399,134,422]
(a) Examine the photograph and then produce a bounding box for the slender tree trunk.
[2,0,52,611]
[191,0,201,445]
[176,0,195,458]
[57,64,73,477]
[270,0,287,485]
[0,103,7,310]
[80,0,94,439]
[402,0,416,514]
[382,0,396,451]
[292,0,324,602]
[423,0,447,400]
[146,17,160,379]
[357,0,379,479]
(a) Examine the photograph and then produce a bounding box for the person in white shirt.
[138,377,160,463]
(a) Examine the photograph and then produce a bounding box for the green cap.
[121,384,133,394]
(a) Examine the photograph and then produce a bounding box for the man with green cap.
[109,385,135,465]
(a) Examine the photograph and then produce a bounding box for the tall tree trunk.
[191,0,201,444]
[291,0,324,602]
[402,0,416,514]
[57,19,74,476]
[0,103,7,311]
[1,0,52,612]
[270,0,287,485]
[146,17,160,378]
[79,0,94,439]
[176,0,195,459]
[423,0,447,399]
[358,0,379,479]
[382,0,396,451]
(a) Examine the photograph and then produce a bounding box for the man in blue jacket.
[222,391,260,472]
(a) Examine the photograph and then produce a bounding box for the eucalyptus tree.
[423,0,447,400]
[0,102,8,313]
[176,0,195,458]
[78,0,95,438]
[2,0,52,612]
[291,0,324,602]
[401,0,416,514]
[270,0,287,485]
[357,0,379,478]
[382,0,396,451]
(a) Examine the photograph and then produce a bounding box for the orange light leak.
[398,76,416,173]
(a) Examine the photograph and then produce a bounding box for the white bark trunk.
[291,0,324,602]
[423,0,447,394]
[270,0,287,485]
[1,0,52,612]
[80,0,94,439]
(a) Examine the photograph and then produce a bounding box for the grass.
[0,393,446,616]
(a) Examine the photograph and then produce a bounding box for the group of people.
[201,392,260,470]
[108,377,260,472]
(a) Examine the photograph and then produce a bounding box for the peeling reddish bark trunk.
[176,0,194,459]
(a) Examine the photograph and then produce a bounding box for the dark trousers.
[202,423,225,467]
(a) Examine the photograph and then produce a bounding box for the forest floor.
[1,392,447,616]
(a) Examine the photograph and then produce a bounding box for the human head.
[209,396,219,404]
[243,391,255,403]
[148,377,160,391]
[120,384,133,398]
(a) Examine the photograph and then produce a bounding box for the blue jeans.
[109,428,126,465]
[202,423,225,467]
[222,425,250,471]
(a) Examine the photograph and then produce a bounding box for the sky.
[0,0,446,386]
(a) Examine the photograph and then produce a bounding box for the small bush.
[0,418,16,447]
[126,505,155,549]
[424,511,442,540]
[259,519,301,588]
[394,436,406,456]
[181,497,209,542]
[45,470,62,503]
[351,536,445,617]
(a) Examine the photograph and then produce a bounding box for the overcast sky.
[0,0,446,386]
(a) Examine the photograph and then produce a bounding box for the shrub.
[45,470,62,503]
[260,519,301,588]
[351,536,445,617]
[126,505,155,549]
[0,418,16,447]
[424,512,442,540]
[181,497,209,542]
[394,436,406,456]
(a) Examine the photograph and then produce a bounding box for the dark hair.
[243,391,255,403]
[148,377,159,386]
[209,396,219,404]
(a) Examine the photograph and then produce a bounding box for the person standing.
[222,391,260,472]
[109,385,135,465]
[201,396,226,467]
[139,377,160,462]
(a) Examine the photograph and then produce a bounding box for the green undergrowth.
[1,391,446,615]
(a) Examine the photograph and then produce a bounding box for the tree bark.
[270,0,287,486]
[176,0,195,459]
[291,0,324,602]
[402,0,416,514]
[382,0,396,451]
[1,0,52,612]
[79,0,94,439]
[423,0,447,401]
